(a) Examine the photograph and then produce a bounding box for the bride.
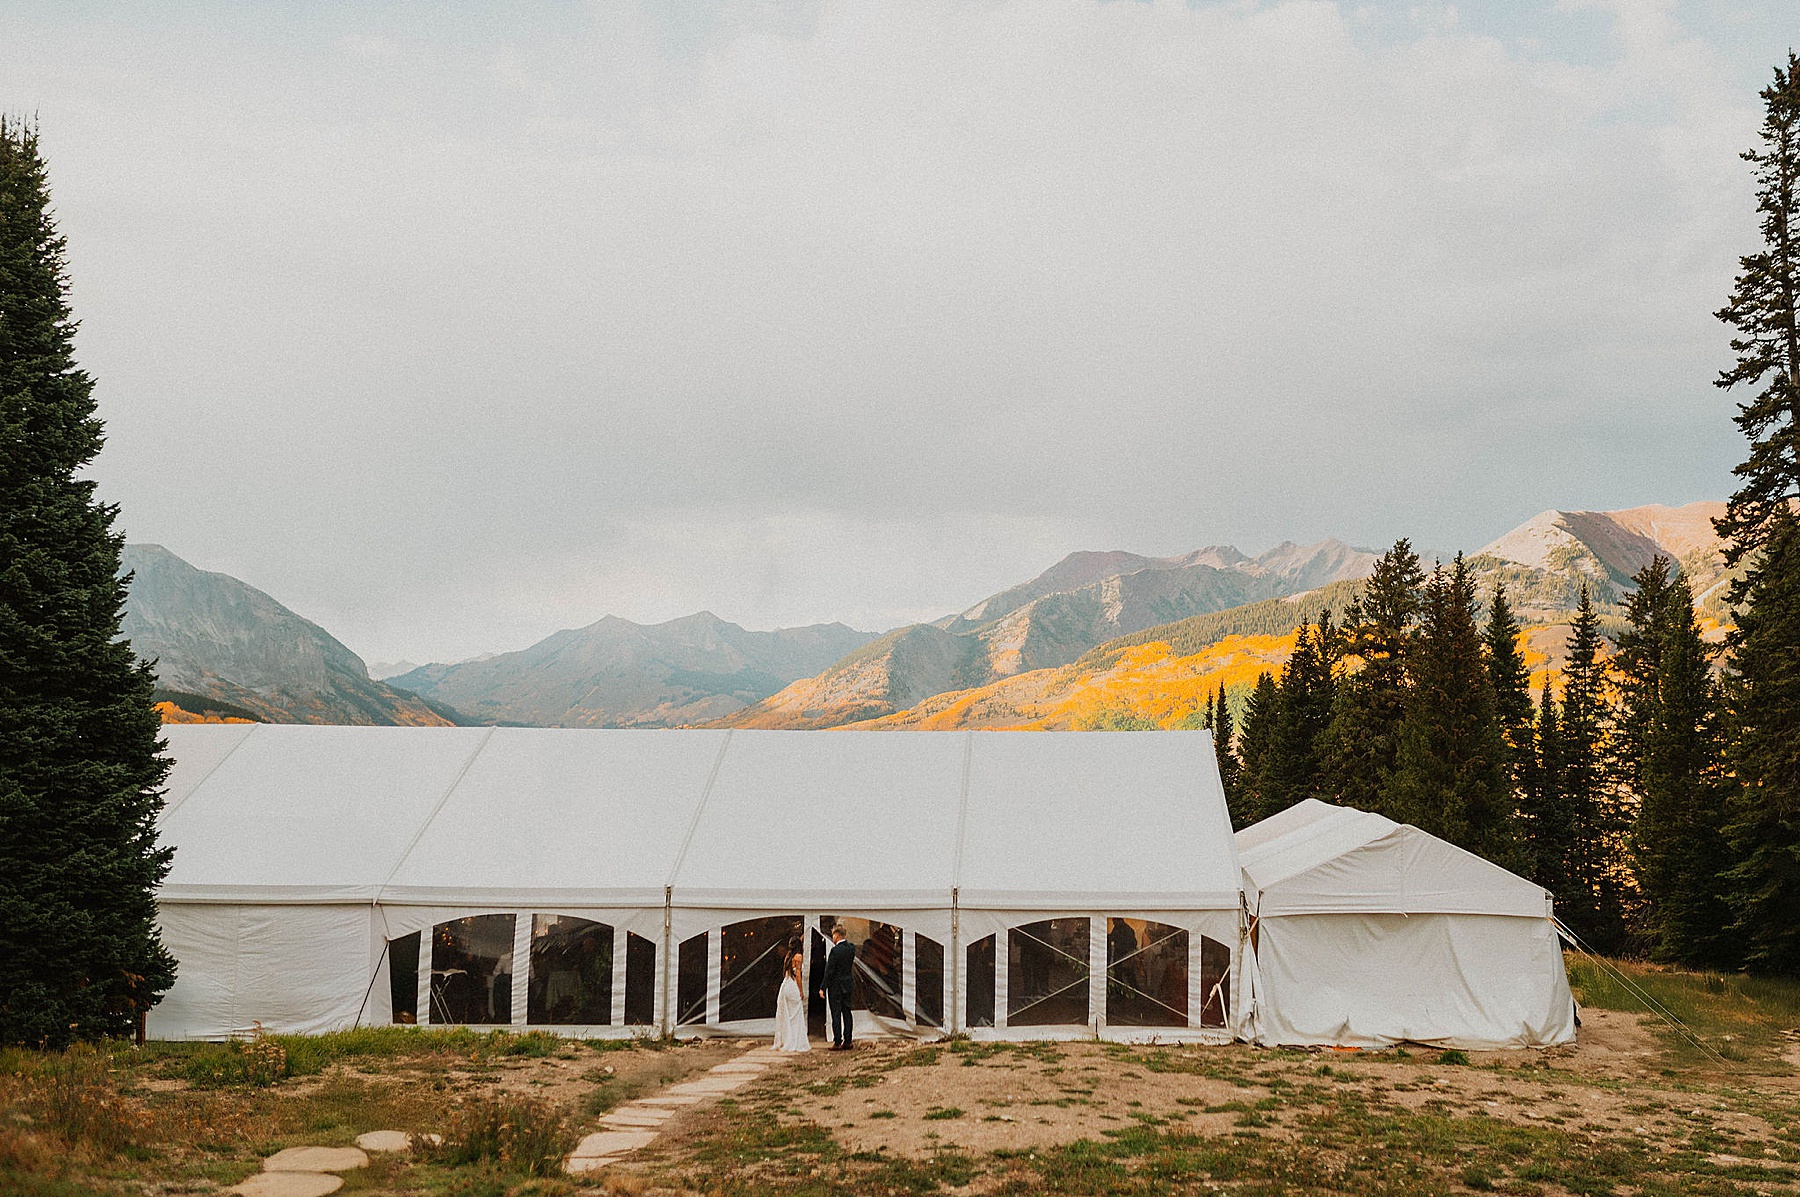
[772,942,810,1052]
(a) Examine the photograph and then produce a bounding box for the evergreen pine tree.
[1723,509,1800,972]
[0,118,175,1046]
[1631,572,1736,968]
[1714,53,1800,586]
[1388,556,1520,869]
[1557,587,1630,953]
[1612,556,1675,801]
[1713,55,1800,977]
[1521,675,1567,894]
[1212,682,1240,804]
[1321,540,1424,818]
[1484,581,1534,804]
[1261,614,1338,817]
[1233,671,1281,830]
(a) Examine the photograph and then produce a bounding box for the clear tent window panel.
[821,916,903,1019]
[528,915,613,1026]
[430,914,516,1026]
[624,932,656,1026]
[719,916,804,1023]
[1105,919,1188,1028]
[388,931,420,1025]
[965,935,995,1029]
[677,933,708,1026]
[1008,918,1090,1027]
[1199,935,1232,1028]
[915,934,945,1028]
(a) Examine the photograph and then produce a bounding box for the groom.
[819,924,855,1050]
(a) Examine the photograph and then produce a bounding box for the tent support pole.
[661,886,673,1038]
[950,887,960,1035]
[352,936,391,1031]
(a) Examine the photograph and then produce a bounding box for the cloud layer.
[2,0,1784,660]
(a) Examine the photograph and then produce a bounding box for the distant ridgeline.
[125,502,1725,731]
[1076,578,1369,673]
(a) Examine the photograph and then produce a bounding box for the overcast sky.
[3,1,1792,664]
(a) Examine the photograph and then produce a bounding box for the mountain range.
[722,501,1729,733]
[387,613,875,727]
[119,545,461,726]
[121,500,1727,731]
[714,539,1378,729]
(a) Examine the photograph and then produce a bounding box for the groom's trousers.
[828,985,854,1046]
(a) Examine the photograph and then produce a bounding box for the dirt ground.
[11,980,1800,1196]
[633,1011,1788,1159]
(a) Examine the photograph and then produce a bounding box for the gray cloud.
[2,0,1782,660]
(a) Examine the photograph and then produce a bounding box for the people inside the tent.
[821,923,856,1049]
[772,941,809,1052]
[1109,918,1144,998]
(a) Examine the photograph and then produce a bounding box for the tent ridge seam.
[667,729,733,889]
[159,722,259,820]
[374,725,498,903]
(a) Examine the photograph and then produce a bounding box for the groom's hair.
[831,925,846,941]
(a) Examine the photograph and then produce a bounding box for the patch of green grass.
[889,1046,942,1068]
[1567,956,1800,1073]
[946,1040,1061,1066]
[1436,1050,1470,1066]
[923,1107,964,1121]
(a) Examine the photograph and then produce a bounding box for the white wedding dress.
[773,973,810,1052]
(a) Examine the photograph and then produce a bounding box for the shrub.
[499,1031,561,1058]
[424,1093,575,1177]
[1436,1049,1471,1066]
[177,1027,288,1087]
[9,1044,148,1155]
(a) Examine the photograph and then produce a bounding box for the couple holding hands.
[772,923,855,1052]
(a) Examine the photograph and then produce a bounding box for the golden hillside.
[847,632,1299,731]
[843,616,1644,733]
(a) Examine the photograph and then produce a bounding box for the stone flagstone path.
[566,1044,795,1176]
[226,1145,371,1196]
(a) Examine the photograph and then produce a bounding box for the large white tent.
[150,725,1243,1044]
[1237,799,1576,1050]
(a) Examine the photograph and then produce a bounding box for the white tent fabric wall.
[1237,799,1577,1050]
[148,725,1244,1044]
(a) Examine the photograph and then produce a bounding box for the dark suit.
[822,938,856,1047]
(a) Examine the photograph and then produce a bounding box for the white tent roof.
[1238,799,1552,919]
[157,725,1238,912]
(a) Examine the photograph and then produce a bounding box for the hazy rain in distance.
[2,0,1791,663]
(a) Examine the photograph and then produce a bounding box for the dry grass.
[6,959,1800,1195]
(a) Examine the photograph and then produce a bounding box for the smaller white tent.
[1238,799,1575,1050]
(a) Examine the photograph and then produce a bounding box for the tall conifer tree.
[1233,671,1281,830]
[1557,587,1629,952]
[1630,573,1735,968]
[1212,682,1240,803]
[0,119,175,1045]
[1724,509,1800,972]
[1715,56,1800,976]
[1485,581,1534,804]
[1522,676,1567,895]
[1389,556,1519,869]
[1321,540,1423,818]
[1260,615,1338,817]
[1613,556,1675,801]
[1715,53,1800,582]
